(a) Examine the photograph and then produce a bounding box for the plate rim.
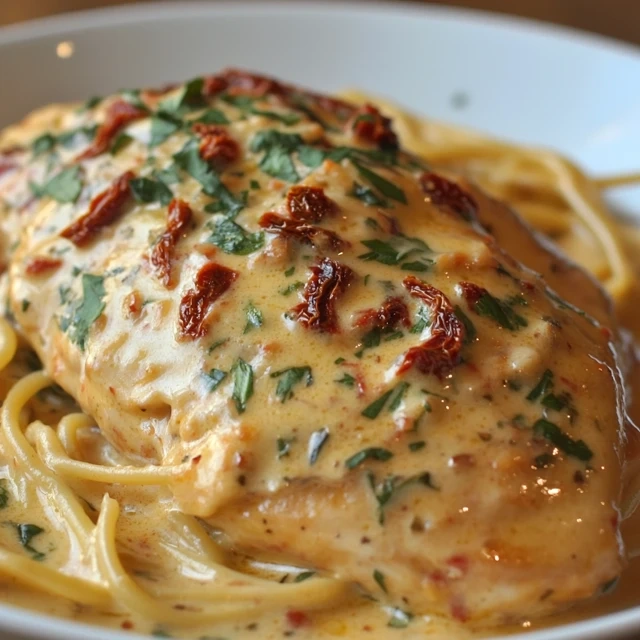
[0,2,638,639]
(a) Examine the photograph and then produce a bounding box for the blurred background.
[1,0,639,46]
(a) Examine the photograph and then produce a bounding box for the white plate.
[0,2,639,639]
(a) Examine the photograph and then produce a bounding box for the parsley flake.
[533,419,593,461]
[130,177,173,205]
[345,447,393,469]
[250,130,303,183]
[35,167,83,203]
[231,358,254,414]
[208,218,264,255]
[373,569,388,593]
[352,161,407,204]
[243,302,264,334]
[61,274,106,350]
[270,366,313,403]
[203,369,227,392]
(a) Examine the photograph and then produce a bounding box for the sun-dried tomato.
[458,281,487,306]
[77,100,147,160]
[286,185,337,222]
[192,123,240,170]
[149,199,193,287]
[285,610,310,628]
[349,104,398,150]
[354,296,410,331]
[61,171,134,246]
[420,173,477,221]
[202,69,285,98]
[292,257,353,333]
[24,256,63,275]
[259,213,349,251]
[179,262,238,339]
[398,276,465,378]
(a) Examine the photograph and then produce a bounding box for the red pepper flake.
[259,213,349,251]
[348,103,398,150]
[286,610,310,628]
[354,296,410,331]
[292,257,353,333]
[449,454,476,468]
[149,198,193,287]
[24,256,63,276]
[192,123,240,170]
[61,171,134,246]
[77,100,147,160]
[458,281,486,306]
[420,173,477,221]
[447,555,470,575]
[451,600,470,623]
[286,185,337,222]
[179,262,238,339]
[398,276,465,378]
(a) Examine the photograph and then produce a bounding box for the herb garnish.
[231,358,254,414]
[335,373,356,387]
[130,176,173,205]
[294,571,315,582]
[345,447,393,469]
[149,112,182,147]
[192,108,230,125]
[0,480,8,509]
[308,427,330,465]
[14,523,46,561]
[250,130,303,183]
[358,236,432,272]
[408,441,426,452]
[454,305,477,342]
[110,132,133,155]
[270,366,313,403]
[362,383,410,419]
[474,291,528,330]
[279,281,304,296]
[527,370,554,402]
[32,167,83,203]
[410,304,431,334]
[352,161,407,204]
[373,569,388,593]
[277,437,294,459]
[207,338,228,353]
[208,218,264,255]
[32,133,56,156]
[387,608,413,628]
[60,274,106,350]
[203,369,227,392]
[368,472,437,524]
[158,77,205,115]
[533,419,593,461]
[350,181,388,207]
[243,302,264,334]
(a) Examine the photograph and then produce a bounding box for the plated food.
[0,68,639,640]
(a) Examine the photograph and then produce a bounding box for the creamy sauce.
[0,70,636,639]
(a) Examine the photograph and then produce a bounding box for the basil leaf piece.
[358,236,432,269]
[57,125,98,148]
[153,164,182,186]
[408,441,426,452]
[15,523,46,560]
[298,145,326,169]
[208,219,264,255]
[533,419,593,461]
[0,480,9,509]
[410,304,431,334]
[120,89,149,111]
[335,373,356,387]
[361,389,394,419]
[61,274,106,350]
[270,366,313,403]
[110,132,133,155]
[475,292,528,330]
[294,571,315,582]
[231,358,254,414]
[352,161,407,204]
[192,109,230,125]
[203,189,248,218]
[158,77,205,115]
[454,305,477,343]
[149,113,182,147]
[308,427,330,465]
[345,447,393,469]
[32,133,56,156]
[388,382,410,411]
[203,369,227,392]
[250,108,300,125]
[130,177,173,206]
[243,302,264,334]
[39,167,83,203]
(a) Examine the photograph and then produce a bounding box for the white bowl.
[0,3,639,638]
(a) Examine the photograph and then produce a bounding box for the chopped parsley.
[362,383,410,419]
[335,373,356,387]
[158,77,205,115]
[192,108,230,125]
[149,112,182,147]
[533,419,593,461]
[454,305,477,342]
[387,608,413,628]
[130,176,173,205]
[249,130,303,183]
[345,447,393,469]
[408,441,426,452]
[270,366,313,403]
[203,368,227,392]
[60,274,106,350]
[250,179,261,190]
[207,338,228,353]
[208,218,264,255]
[231,358,254,414]
[373,569,388,593]
[367,472,437,524]
[120,88,149,111]
[352,161,407,204]
[279,281,303,296]
[277,437,294,459]
[308,427,330,465]
[294,571,315,582]
[32,167,83,203]
[527,370,554,402]
[284,266,295,277]
[32,133,56,156]
[474,291,528,330]
[358,236,432,272]
[243,302,264,334]
[110,132,133,155]
[14,523,46,561]
[0,480,8,509]
[410,304,431,334]
[350,181,388,207]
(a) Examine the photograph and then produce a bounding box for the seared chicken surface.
[0,70,626,623]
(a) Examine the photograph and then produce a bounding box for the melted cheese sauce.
[0,72,637,639]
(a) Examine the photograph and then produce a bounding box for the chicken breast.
[2,70,626,623]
